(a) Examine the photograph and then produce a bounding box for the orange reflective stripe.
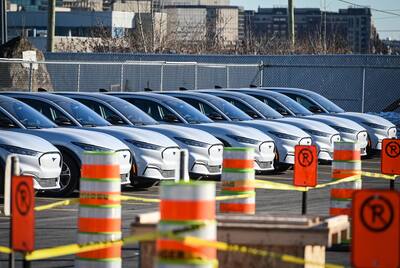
[222,186,255,192]
[223,159,253,169]
[79,218,121,233]
[331,188,355,199]
[333,150,360,161]
[219,203,255,214]
[157,240,216,259]
[330,207,351,216]
[77,245,121,259]
[81,165,120,179]
[332,169,361,179]
[160,200,215,221]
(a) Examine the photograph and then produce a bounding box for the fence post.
[77,63,81,92]
[259,61,264,87]
[194,63,198,90]
[120,63,124,92]
[28,62,33,92]
[226,65,230,88]
[361,67,366,113]
[160,62,164,91]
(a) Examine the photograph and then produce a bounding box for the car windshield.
[304,91,345,113]
[206,97,252,121]
[164,99,213,124]
[108,100,158,125]
[273,94,314,116]
[55,100,110,127]
[239,95,283,119]
[0,100,56,128]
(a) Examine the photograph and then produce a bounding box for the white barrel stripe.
[221,171,255,181]
[80,180,121,192]
[221,196,255,205]
[79,207,121,219]
[78,233,122,244]
[158,222,216,240]
[223,150,254,160]
[76,259,121,268]
[334,142,360,151]
[330,180,362,189]
[332,161,361,170]
[83,153,119,165]
[160,184,215,201]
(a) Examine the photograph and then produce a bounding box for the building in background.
[244,7,372,53]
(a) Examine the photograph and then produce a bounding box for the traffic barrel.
[76,151,121,268]
[156,181,217,268]
[220,148,256,214]
[330,142,362,216]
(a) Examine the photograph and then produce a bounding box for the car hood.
[193,122,274,142]
[94,126,179,148]
[276,117,339,135]
[335,112,396,128]
[16,127,129,151]
[238,120,311,139]
[0,130,59,153]
[306,114,366,132]
[143,124,222,145]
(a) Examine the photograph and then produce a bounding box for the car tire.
[49,153,79,197]
[130,180,156,189]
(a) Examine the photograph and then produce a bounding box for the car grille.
[161,170,176,178]
[37,178,59,188]
[256,161,272,169]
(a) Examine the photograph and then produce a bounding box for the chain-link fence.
[0,57,399,113]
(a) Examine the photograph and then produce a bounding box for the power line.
[336,0,400,17]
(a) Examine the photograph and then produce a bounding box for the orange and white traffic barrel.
[219,148,256,214]
[76,151,122,268]
[330,142,362,216]
[156,181,217,268]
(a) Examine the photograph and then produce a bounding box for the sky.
[230,0,400,40]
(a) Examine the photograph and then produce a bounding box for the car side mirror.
[0,117,16,128]
[276,107,289,116]
[163,114,180,123]
[54,116,73,126]
[208,112,224,121]
[309,105,323,113]
[106,114,125,125]
[246,110,260,119]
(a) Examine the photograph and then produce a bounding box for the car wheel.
[130,180,156,189]
[49,154,79,197]
[273,151,290,173]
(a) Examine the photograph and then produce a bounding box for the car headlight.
[268,131,299,140]
[125,140,163,150]
[226,135,260,145]
[71,142,112,152]
[329,125,358,134]
[302,129,331,137]
[174,137,209,148]
[362,121,387,130]
[0,144,40,156]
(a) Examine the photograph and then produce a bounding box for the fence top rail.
[0,58,259,68]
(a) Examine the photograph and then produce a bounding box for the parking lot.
[0,154,392,268]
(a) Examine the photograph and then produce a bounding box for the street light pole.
[288,0,295,48]
[1,0,7,44]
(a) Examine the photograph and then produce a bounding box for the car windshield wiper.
[26,126,41,129]
[82,123,98,127]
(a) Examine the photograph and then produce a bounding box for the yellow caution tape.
[255,180,308,192]
[0,246,12,254]
[215,193,255,201]
[34,199,79,211]
[360,171,397,180]
[119,195,160,203]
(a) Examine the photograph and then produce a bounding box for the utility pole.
[1,0,7,44]
[47,0,55,52]
[288,0,295,48]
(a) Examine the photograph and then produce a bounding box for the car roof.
[165,91,224,103]
[2,91,75,103]
[262,87,311,94]
[232,88,287,98]
[58,92,123,103]
[198,89,260,102]
[110,92,184,102]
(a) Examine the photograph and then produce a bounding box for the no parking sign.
[293,145,318,187]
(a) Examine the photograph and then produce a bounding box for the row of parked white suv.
[0,87,396,196]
